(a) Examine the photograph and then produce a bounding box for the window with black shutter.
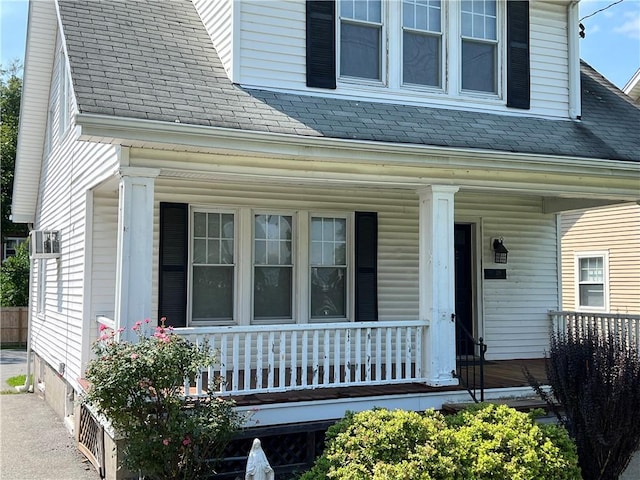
[354,211,378,322]
[506,0,530,109]
[158,203,188,328]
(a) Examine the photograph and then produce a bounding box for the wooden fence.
[0,307,28,346]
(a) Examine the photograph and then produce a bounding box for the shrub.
[84,320,244,480]
[0,241,29,307]
[526,327,640,480]
[300,404,580,480]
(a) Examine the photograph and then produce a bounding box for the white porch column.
[114,167,160,341]
[418,185,459,386]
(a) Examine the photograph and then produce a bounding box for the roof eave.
[12,0,58,224]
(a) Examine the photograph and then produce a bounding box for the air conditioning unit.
[29,230,61,258]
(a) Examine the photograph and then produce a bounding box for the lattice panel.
[77,404,104,478]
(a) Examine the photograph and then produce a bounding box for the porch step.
[441,397,557,415]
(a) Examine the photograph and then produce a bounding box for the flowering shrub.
[84,320,244,480]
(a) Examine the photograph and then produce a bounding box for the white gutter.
[74,113,640,175]
[17,253,34,393]
[568,1,582,119]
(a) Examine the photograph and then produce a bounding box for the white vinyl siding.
[236,0,571,118]
[193,0,234,79]
[561,203,640,315]
[150,178,557,360]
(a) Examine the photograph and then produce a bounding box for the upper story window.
[339,0,383,81]
[402,0,442,88]
[461,0,498,93]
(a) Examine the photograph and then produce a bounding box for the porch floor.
[223,358,548,407]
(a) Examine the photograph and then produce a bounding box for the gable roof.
[52,0,639,163]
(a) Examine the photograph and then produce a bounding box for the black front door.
[454,224,474,356]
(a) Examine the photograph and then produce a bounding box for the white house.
[12,0,640,476]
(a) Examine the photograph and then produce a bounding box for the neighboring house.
[623,68,640,104]
[561,202,640,315]
[2,237,28,261]
[11,0,640,475]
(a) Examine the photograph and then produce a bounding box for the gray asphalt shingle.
[58,0,639,162]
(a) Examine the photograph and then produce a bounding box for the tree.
[0,240,29,307]
[1,61,29,246]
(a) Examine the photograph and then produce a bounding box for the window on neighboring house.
[310,216,348,319]
[3,237,27,260]
[576,253,608,310]
[253,214,294,322]
[461,0,498,93]
[402,0,442,87]
[339,0,383,81]
[191,211,235,323]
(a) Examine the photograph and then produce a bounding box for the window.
[310,216,347,319]
[402,0,442,87]
[461,0,498,93]
[3,237,27,260]
[191,211,235,322]
[339,0,383,80]
[253,214,293,321]
[576,253,609,310]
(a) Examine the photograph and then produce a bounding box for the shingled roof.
[58,0,639,162]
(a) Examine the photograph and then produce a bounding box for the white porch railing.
[549,311,640,351]
[174,321,426,396]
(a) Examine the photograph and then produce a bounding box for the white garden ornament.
[245,438,274,480]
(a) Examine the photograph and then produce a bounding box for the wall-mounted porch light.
[29,230,61,258]
[492,238,508,264]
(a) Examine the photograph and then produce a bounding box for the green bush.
[84,320,245,480]
[0,241,29,307]
[300,404,581,480]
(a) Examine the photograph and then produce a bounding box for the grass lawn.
[0,374,31,394]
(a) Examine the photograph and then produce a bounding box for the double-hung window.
[402,0,442,87]
[191,211,235,323]
[339,0,383,81]
[576,253,608,311]
[461,0,498,93]
[253,214,294,322]
[310,216,348,319]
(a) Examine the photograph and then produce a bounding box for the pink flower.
[132,321,143,331]
[99,324,108,332]
[182,436,191,446]
[98,334,110,341]
[131,353,138,360]
[144,318,150,324]
[117,327,125,333]
[163,438,170,446]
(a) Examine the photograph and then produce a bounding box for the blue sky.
[1,0,639,88]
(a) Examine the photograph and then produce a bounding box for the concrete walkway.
[0,349,100,480]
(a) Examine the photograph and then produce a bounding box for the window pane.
[341,23,381,80]
[462,12,473,37]
[254,215,267,239]
[368,0,381,23]
[403,0,414,28]
[462,40,496,93]
[194,212,206,237]
[311,217,322,240]
[335,243,346,265]
[579,284,604,308]
[580,257,603,282]
[255,240,267,265]
[279,216,292,240]
[207,213,220,237]
[221,214,234,238]
[192,266,233,321]
[221,239,234,264]
[335,218,346,241]
[254,267,292,319]
[403,31,441,87]
[311,267,346,318]
[207,239,220,264]
[311,241,322,264]
[193,239,206,263]
[267,240,280,264]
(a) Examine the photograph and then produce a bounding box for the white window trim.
[308,211,354,324]
[574,250,610,312]
[187,207,239,327]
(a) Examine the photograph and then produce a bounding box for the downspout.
[17,227,34,393]
[568,0,582,120]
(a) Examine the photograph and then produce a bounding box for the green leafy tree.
[1,62,29,245]
[0,240,29,306]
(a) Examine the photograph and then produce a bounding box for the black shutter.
[355,212,378,322]
[306,0,336,89]
[506,0,530,109]
[158,202,188,328]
